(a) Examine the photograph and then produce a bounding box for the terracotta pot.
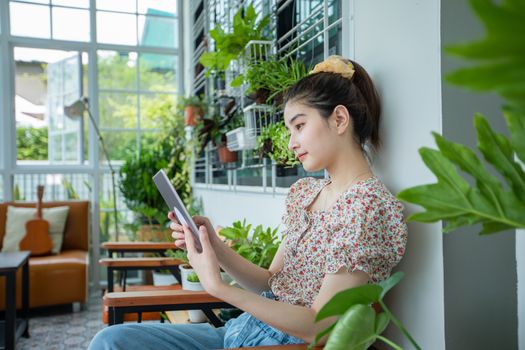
[218,145,237,163]
[184,106,203,126]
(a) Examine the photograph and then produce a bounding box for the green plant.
[165,249,189,265]
[181,95,206,108]
[197,110,244,151]
[199,5,270,77]
[310,272,420,350]
[220,219,281,269]
[187,272,200,283]
[119,106,191,228]
[397,0,525,235]
[236,58,310,105]
[257,121,299,167]
[16,126,48,160]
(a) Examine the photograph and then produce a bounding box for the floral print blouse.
[268,176,407,308]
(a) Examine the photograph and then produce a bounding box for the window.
[3,0,180,288]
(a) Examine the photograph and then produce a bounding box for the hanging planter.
[217,145,237,163]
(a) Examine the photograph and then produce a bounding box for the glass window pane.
[0,176,3,201]
[138,0,176,16]
[138,14,177,48]
[14,173,91,201]
[96,0,136,13]
[52,0,89,8]
[15,48,86,165]
[139,94,176,129]
[99,92,138,128]
[101,130,137,162]
[139,53,176,91]
[52,7,90,41]
[10,2,50,38]
[97,11,136,45]
[16,0,49,4]
[98,51,137,90]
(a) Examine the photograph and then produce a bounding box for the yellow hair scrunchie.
[310,55,355,80]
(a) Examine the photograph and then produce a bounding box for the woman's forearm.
[213,240,273,293]
[210,283,333,344]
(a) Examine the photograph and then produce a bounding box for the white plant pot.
[179,264,193,289]
[152,271,178,286]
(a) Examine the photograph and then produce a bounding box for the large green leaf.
[397,143,525,234]
[445,0,525,112]
[315,284,382,321]
[323,304,377,350]
[504,109,525,164]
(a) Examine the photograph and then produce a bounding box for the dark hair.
[283,59,381,151]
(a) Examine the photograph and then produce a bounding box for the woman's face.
[284,101,340,172]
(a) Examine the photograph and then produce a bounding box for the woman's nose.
[288,135,298,151]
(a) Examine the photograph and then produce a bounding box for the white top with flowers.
[268,176,407,308]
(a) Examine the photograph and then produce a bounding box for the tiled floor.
[16,293,105,350]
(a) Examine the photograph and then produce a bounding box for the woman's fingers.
[183,224,196,253]
[168,211,180,224]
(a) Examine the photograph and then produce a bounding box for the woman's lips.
[298,152,307,161]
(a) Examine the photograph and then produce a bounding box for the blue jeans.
[89,292,304,349]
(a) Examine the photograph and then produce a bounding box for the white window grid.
[191,0,343,191]
[0,0,183,289]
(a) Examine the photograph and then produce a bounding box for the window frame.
[0,0,182,289]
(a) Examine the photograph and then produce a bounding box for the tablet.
[152,169,202,252]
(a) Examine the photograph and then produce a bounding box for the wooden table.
[0,251,30,350]
[100,242,181,292]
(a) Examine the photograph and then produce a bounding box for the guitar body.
[19,185,53,256]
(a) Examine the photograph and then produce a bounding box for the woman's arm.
[210,267,369,344]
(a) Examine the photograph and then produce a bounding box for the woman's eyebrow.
[287,113,306,126]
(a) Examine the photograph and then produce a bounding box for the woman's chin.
[301,161,323,173]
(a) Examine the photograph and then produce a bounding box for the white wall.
[193,187,286,230]
[351,1,445,349]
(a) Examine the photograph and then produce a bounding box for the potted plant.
[181,95,207,127]
[197,110,244,163]
[199,4,270,78]
[220,219,281,269]
[257,121,299,176]
[241,58,309,106]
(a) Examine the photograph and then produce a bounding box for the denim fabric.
[88,291,304,349]
[88,323,226,350]
[223,291,304,348]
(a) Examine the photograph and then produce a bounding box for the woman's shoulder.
[344,176,404,215]
[286,177,326,206]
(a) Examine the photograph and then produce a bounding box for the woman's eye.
[295,123,304,131]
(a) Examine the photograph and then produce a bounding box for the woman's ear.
[332,105,351,135]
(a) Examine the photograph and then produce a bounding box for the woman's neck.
[325,147,372,194]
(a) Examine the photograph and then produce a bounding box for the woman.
[89,55,407,349]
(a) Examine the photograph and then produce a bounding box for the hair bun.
[310,55,355,80]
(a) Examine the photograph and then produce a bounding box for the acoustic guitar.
[19,185,53,256]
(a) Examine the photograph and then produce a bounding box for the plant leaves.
[323,304,377,350]
[504,108,525,164]
[444,0,525,112]
[315,284,382,322]
[378,272,404,299]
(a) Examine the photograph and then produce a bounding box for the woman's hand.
[168,213,219,250]
[183,224,226,296]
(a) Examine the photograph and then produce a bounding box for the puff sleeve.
[324,194,407,283]
[280,177,311,235]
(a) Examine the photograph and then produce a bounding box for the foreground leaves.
[397,111,525,235]
[310,272,418,350]
[445,0,525,112]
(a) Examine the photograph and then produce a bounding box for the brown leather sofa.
[0,201,89,309]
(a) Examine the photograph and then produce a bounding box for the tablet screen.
[153,169,202,252]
